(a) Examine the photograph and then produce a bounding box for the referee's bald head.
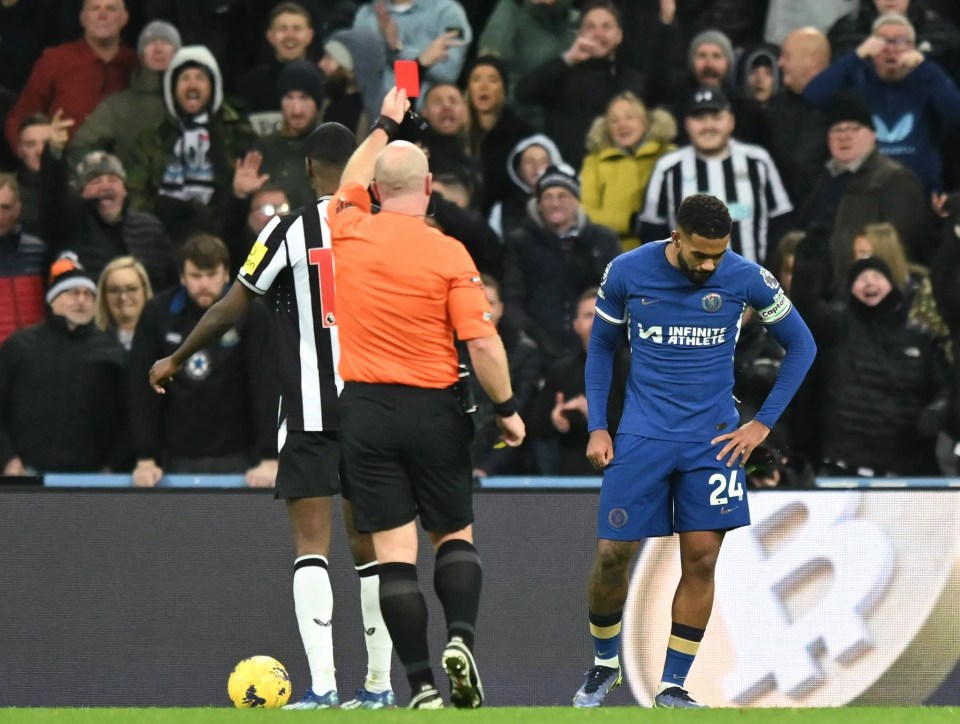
[304,122,357,169]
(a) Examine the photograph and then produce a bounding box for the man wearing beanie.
[795,90,926,291]
[792,233,949,476]
[0,252,128,475]
[4,0,137,153]
[41,115,173,291]
[664,28,768,146]
[236,2,316,119]
[249,60,325,209]
[70,20,183,169]
[125,45,254,246]
[502,164,619,368]
[319,28,386,138]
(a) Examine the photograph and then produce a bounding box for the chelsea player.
[572,194,816,708]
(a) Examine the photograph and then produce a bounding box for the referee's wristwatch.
[493,396,519,418]
[370,115,401,140]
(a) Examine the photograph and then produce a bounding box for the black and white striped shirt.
[237,197,341,432]
[640,139,793,263]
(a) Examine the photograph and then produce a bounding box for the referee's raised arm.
[339,87,410,189]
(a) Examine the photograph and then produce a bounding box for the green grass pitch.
[0,708,956,724]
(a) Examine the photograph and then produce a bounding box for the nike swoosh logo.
[720,507,737,515]
[314,618,332,626]
[365,627,376,636]
[641,297,662,305]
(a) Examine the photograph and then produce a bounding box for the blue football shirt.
[592,240,792,442]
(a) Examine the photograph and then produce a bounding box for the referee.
[328,87,525,710]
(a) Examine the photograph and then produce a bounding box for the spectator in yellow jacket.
[579,91,676,250]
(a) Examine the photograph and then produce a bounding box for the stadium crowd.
[4,0,960,485]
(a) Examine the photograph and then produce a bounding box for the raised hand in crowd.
[562,34,601,65]
[550,391,589,434]
[659,0,676,25]
[856,35,887,59]
[233,151,270,199]
[419,31,465,68]
[46,109,75,154]
[932,191,960,218]
[374,0,401,52]
[898,48,926,73]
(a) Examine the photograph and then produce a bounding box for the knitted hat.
[847,256,895,288]
[137,20,182,56]
[689,30,735,74]
[536,164,581,199]
[826,93,875,130]
[686,85,731,115]
[75,150,126,188]
[276,60,325,106]
[46,252,96,304]
[324,38,354,71]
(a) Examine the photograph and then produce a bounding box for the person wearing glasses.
[219,170,293,277]
[827,0,960,76]
[806,11,960,200]
[95,256,154,350]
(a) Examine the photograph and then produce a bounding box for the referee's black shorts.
[338,382,474,534]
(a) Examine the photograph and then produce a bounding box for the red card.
[394,60,420,98]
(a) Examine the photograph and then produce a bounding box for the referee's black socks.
[378,562,435,693]
[434,539,483,651]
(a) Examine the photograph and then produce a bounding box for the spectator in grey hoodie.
[318,28,385,139]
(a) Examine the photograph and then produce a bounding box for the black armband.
[370,115,401,140]
[492,396,519,417]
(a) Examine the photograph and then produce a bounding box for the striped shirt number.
[308,247,336,328]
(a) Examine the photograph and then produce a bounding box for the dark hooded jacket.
[125,45,255,246]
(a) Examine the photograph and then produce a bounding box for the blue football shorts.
[596,433,751,540]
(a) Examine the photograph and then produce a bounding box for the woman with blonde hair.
[853,222,951,358]
[95,256,153,350]
[580,91,677,251]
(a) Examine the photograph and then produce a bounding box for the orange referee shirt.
[328,182,497,388]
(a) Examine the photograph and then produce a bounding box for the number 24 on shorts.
[709,470,743,506]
